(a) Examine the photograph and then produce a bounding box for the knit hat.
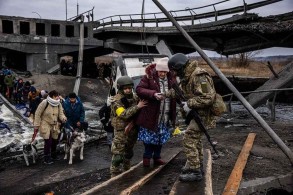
[40,90,48,97]
[155,57,169,72]
[30,86,36,93]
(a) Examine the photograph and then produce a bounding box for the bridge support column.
[156,40,173,57]
[0,19,2,33]
[30,21,36,35]
[13,20,18,34]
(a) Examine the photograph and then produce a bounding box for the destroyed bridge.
[0,0,292,74]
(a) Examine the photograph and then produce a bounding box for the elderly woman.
[33,90,67,164]
[136,57,177,167]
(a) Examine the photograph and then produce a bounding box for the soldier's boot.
[182,161,204,175]
[110,165,122,178]
[179,168,203,182]
[181,161,191,173]
[123,159,131,171]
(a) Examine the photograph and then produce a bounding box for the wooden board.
[82,147,182,195]
[222,133,256,195]
[169,149,213,195]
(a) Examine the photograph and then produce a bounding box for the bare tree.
[228,51,262,67]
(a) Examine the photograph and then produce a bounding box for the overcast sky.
[0,0,292,56]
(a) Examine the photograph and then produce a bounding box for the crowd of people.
[0,67,87,165]
[3,53,217,183]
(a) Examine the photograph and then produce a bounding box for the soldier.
[168,53,216,182]
[110,76,147,177]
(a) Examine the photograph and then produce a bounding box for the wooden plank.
[120,151,180,195]
[82,147,182,195]
[222,133,256,195]
[169,149,213,195]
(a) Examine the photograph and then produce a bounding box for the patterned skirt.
[138,123,171,145]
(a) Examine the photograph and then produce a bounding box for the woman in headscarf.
[136,57,177,167]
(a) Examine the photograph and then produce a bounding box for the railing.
[95,0,281,28]
[223,87,293,121]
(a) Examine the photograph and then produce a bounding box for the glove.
[182,102,191,114]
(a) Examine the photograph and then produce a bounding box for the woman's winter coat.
[34,99,66,139]
[135,64,177,131]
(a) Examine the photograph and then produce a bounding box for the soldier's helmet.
[117,75,134,90]
[168,53,188,71]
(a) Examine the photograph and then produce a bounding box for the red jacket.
[135,64,177,132]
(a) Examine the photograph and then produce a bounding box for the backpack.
[210,93,227,116]
[195,70,227,117]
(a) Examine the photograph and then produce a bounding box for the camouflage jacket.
[181,60,216,128]
[110,92,140,131]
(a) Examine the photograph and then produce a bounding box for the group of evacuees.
[7,52,216,183]
[32,91,87,164]
[107,53,217,182]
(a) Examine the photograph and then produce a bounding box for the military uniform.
[180,60,216,171]
[110,92,140,176]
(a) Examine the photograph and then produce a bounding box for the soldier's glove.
[182,102,191,114]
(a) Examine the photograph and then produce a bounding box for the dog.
[22,141,38,166]
[64,130,86,165]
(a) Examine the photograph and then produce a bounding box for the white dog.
[23,141,38,166]
[64,131,86,165]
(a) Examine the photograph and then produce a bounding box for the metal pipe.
[65,0,67,20]
[222,87,293,98]
[152,0,293,165]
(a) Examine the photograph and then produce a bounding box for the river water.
[0,101,292,154]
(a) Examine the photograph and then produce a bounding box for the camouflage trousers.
[183,119,203,170]
[110,127,138,175]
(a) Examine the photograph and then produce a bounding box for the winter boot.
[51,153,61,161]
[179,169,203,182]
[181,161,191,173]
[143,158,150,167]
[44,155,54,165]
[182,161,204,175]
[123,159,131,171]
[153,158,165,166]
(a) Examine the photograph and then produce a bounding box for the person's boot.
[123,159,131,171]
[182,161,204,175]
[51,152,61,161]
[200,162,204,175]
[179,169,203,182]
[143,158,150,167]
[181,161,191,173]
[44,155,54,165]
[153,158,165,166]
[110,166,122,178]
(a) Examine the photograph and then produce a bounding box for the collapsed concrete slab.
[246,61,293,108]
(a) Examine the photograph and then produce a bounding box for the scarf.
[158,77,170,125]
[47,96,60,107]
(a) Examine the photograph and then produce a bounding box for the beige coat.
[34,99,67,139]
